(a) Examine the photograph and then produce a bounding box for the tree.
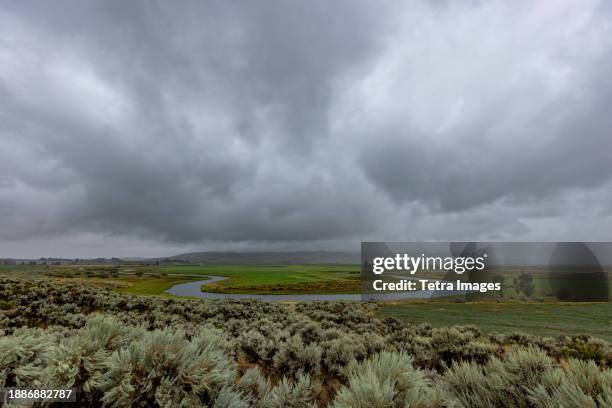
[516,273,534,298]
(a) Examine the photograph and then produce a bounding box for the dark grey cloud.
[1,1,612,257]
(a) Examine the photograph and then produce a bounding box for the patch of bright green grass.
[153,264,361,294]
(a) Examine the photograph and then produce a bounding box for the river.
[164,275,465,301]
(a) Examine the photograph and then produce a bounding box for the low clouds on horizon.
[2,1,612,257]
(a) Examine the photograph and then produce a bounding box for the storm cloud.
[1,1,612,257]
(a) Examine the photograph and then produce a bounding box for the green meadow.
[122,264,361,294]
[0,263,361,295]
[181,264,360,294]
[378,301,612,341]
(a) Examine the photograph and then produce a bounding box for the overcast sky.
[2,1,612,258]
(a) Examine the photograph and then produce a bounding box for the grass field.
[76,264,361,294]
[120,264,361,294]
[0,263,362,294]
[174,264,361,294]
[378,301,612,341]
[110,275,204,295]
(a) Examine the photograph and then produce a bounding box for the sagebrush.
[0,277,610,407]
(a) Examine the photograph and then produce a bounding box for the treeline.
[0,278,611,407]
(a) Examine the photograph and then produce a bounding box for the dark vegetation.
[1,277,611,407]
[203,280,361,295]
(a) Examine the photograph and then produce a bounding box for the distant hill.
[163,251,359,264]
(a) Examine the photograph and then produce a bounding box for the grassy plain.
[110,275,204,295]
[180,264,361,294]
[121,264,361,293]
[92,264,360,293]
[0,263,361,294]
[378,301,612,341]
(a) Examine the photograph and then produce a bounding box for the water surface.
[165,275,464,301]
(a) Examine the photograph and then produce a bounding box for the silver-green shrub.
[98,327,236,407]
[332,351,448,407]
[1,277,611,407]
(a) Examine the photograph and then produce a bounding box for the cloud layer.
[1,1,612,257]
